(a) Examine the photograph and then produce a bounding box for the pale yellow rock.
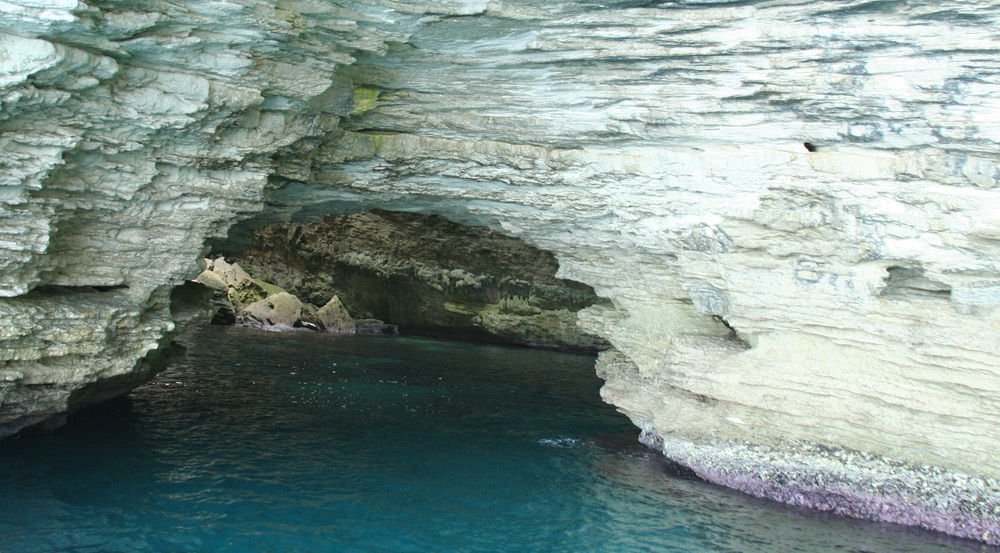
[316,295,355,334]
[205,258,253,288]
[236,292,303,328]
[194,270,228,292]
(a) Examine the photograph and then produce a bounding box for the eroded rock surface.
[197,257,363,332]
[2,0,999,543]
[263,2,1000,542]
[316,296,355,334]
[232,210,608,351]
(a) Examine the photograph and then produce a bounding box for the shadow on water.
[0,325,993,553]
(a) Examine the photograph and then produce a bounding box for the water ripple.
[0,326,986,553]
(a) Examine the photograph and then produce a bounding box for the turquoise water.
[0,326,986,553]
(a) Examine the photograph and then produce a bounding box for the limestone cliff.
[0,0,404,436]
[1,0,999,544]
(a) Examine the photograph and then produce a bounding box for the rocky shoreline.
[640,430,1000,546]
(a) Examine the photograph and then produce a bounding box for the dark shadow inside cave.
[198,209,610,353]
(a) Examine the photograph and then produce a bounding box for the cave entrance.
[197,209,609,354]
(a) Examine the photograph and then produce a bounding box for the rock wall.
[267,1,1000,542]
[231,210,608,351]
[2,0,999,543]
[0,0,409,435]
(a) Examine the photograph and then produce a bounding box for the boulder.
[236,292,303,329]
[194,269,228,292]
[317,295,356,334]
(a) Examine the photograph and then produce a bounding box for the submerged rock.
[353,319,399,335]
[637,429,1000,547]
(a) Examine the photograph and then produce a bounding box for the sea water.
[0,326,986,553]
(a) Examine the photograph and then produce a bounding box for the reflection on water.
[0,326,988,553]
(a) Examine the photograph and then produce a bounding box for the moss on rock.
[351,87,380,115]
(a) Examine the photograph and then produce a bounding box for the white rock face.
[0,0,404,432]
[1,0,998,544]
[274,1,1000,541]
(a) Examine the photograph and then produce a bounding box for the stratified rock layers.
[1,0,999,543]
[0,0,407,435]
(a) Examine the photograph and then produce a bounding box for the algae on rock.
[197,257,363,333]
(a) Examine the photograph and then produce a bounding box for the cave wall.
[1,0,999,543]
[230,209,608,351]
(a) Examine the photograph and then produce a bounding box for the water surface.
[0,326,987,552]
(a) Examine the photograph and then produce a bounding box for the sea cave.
[1,1,999,551]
